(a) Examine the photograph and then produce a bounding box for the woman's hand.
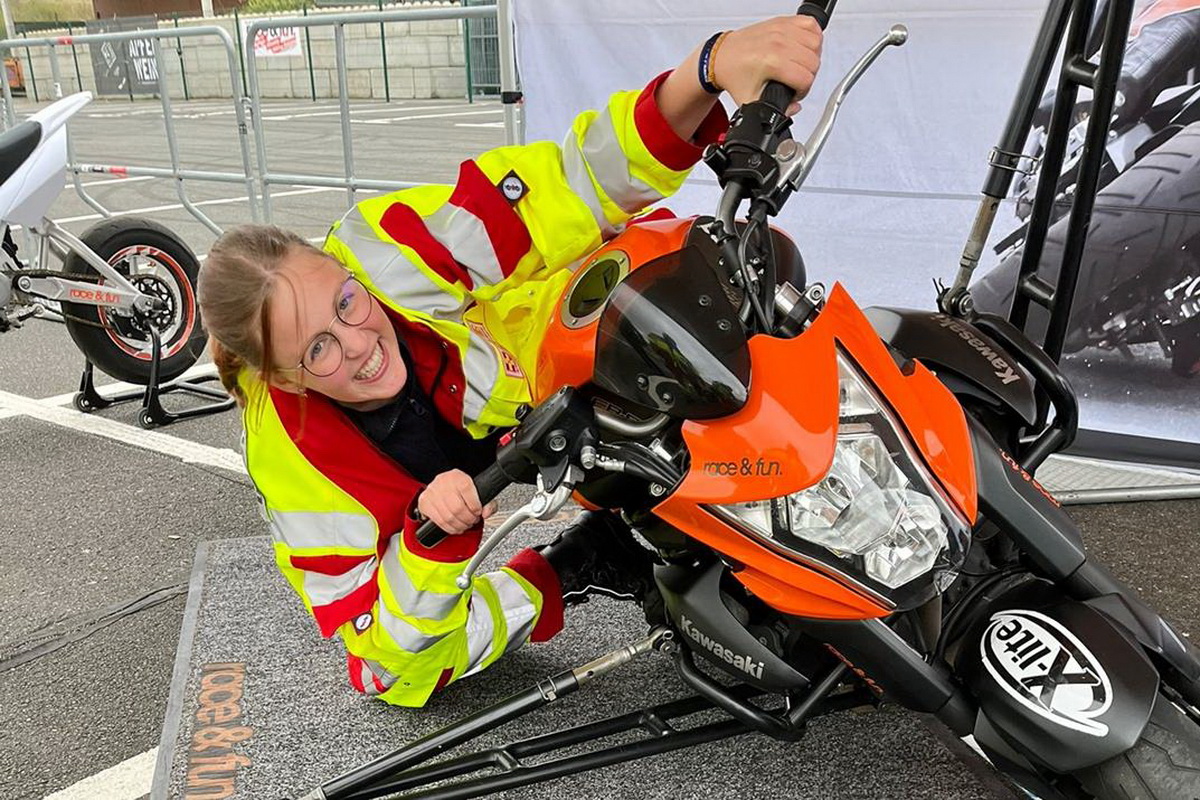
[713,16,823,111]
[656,15,823,142]
[417,469,498,535]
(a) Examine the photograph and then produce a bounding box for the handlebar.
[414,461,514,549]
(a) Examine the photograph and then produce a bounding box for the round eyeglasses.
[298,276,374,377]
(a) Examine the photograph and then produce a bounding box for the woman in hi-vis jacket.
[197,15,824,707]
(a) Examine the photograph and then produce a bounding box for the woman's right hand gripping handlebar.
[417,469,498,536]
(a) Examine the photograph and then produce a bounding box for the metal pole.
[0,0,15,46]
[334,23,356,208]
[174,14,190,102]
[21,32,37,103]
[0,41,15,128]
[496,0,518,144]
[303,4,316,101]
[67,22,83,91]
[155,39,222,235]
[378,0,390,103]
[463,0,473,104]
[233,7,247,97]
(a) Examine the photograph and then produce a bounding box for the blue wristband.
[698,31,724,95]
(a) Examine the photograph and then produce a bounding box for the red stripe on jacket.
[633,71,730,172]
[379,201,475,289]
[449,159,533,279]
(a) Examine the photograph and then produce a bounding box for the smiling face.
[267,247,407,410]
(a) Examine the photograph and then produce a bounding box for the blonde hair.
[198,224,327,405]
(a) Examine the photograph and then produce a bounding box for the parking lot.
[2,93,1199,800]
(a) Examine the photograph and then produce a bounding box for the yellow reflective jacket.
[240,73,727,707]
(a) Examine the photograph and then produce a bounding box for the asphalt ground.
[0,95,1198,799]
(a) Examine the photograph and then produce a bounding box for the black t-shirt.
[342,344,500,484]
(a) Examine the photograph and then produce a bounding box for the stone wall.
[8,2,470,102]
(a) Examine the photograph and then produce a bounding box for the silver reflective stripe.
[362,657,400,695]
[376,598,447,653]
[581,108,664,213]
[490,570,537,647]
[268,509,376,551]
[334,208,468,320]
[356,661,380,696]
[561,130,618,239]
[462,570,537,677]
[461,594,497,676]
[380,546,463,621]
[425,203,505,288]
[303,556,377,606]
[461,329,500,425]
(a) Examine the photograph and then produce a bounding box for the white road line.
[260,102,480,121]
[0,389,246,475]
[79,175,156,187]
[43,747,156,800]
[357,109,503,125]
[52,186,341,225]
[456,121,505,128]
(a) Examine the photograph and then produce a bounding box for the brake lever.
[774,25,908,198]
[453,471,578,590]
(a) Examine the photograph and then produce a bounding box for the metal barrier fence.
[243,3,516,221]
[0,25,256,235]
[0,2,520,232]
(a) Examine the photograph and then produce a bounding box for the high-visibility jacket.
[239,72,727,707]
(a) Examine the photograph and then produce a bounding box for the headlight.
[711,351,970,600]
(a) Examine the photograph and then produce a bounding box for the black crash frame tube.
[1007,0,1136,362]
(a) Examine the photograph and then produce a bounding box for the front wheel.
[1075,692,1200,799]
[61,217,206,384]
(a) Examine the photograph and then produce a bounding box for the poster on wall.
[513,0,1200,461]
[969,0,1200,455]
[240,21,303,57]
[85,16,159,96]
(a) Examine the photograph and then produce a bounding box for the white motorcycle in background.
[0,92,207,399]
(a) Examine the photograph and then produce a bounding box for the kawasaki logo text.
[936,316,1022,385]
[680,614,765,679]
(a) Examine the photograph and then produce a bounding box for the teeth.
[355,343,383,380]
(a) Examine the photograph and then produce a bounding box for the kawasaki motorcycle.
[294,2,1200,799]
[973,3,1200,376]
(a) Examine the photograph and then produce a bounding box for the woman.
[198,15,823,707]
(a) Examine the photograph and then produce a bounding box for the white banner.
[242,22,304,58]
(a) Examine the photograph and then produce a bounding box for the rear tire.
[61,217,206,385]
[972,122,1200,349]
[1075,693,1200,799]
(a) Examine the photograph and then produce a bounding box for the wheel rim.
[95,245,197,361]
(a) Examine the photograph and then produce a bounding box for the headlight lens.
[711,352,970,596]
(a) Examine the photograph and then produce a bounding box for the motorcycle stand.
[72,328,235,429]
[292,629,866,800]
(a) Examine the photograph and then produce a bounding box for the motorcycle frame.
[5,218,147,316]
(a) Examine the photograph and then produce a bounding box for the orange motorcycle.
[299,2,1200,798]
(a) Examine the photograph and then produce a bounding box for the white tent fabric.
[511,0,1048,314]
[511,1,1200,449]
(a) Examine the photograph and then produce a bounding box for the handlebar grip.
[796,1,835,30]
[414,462,514,549]
[758,2,835,113]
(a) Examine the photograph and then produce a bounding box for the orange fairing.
[533,217,695,403]
[654,282,978,620]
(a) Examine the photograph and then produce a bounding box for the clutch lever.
[453,470,578,590]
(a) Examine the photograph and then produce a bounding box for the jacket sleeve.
[325,72,729,307]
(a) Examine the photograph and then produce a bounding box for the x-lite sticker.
[981,609,1113,737]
